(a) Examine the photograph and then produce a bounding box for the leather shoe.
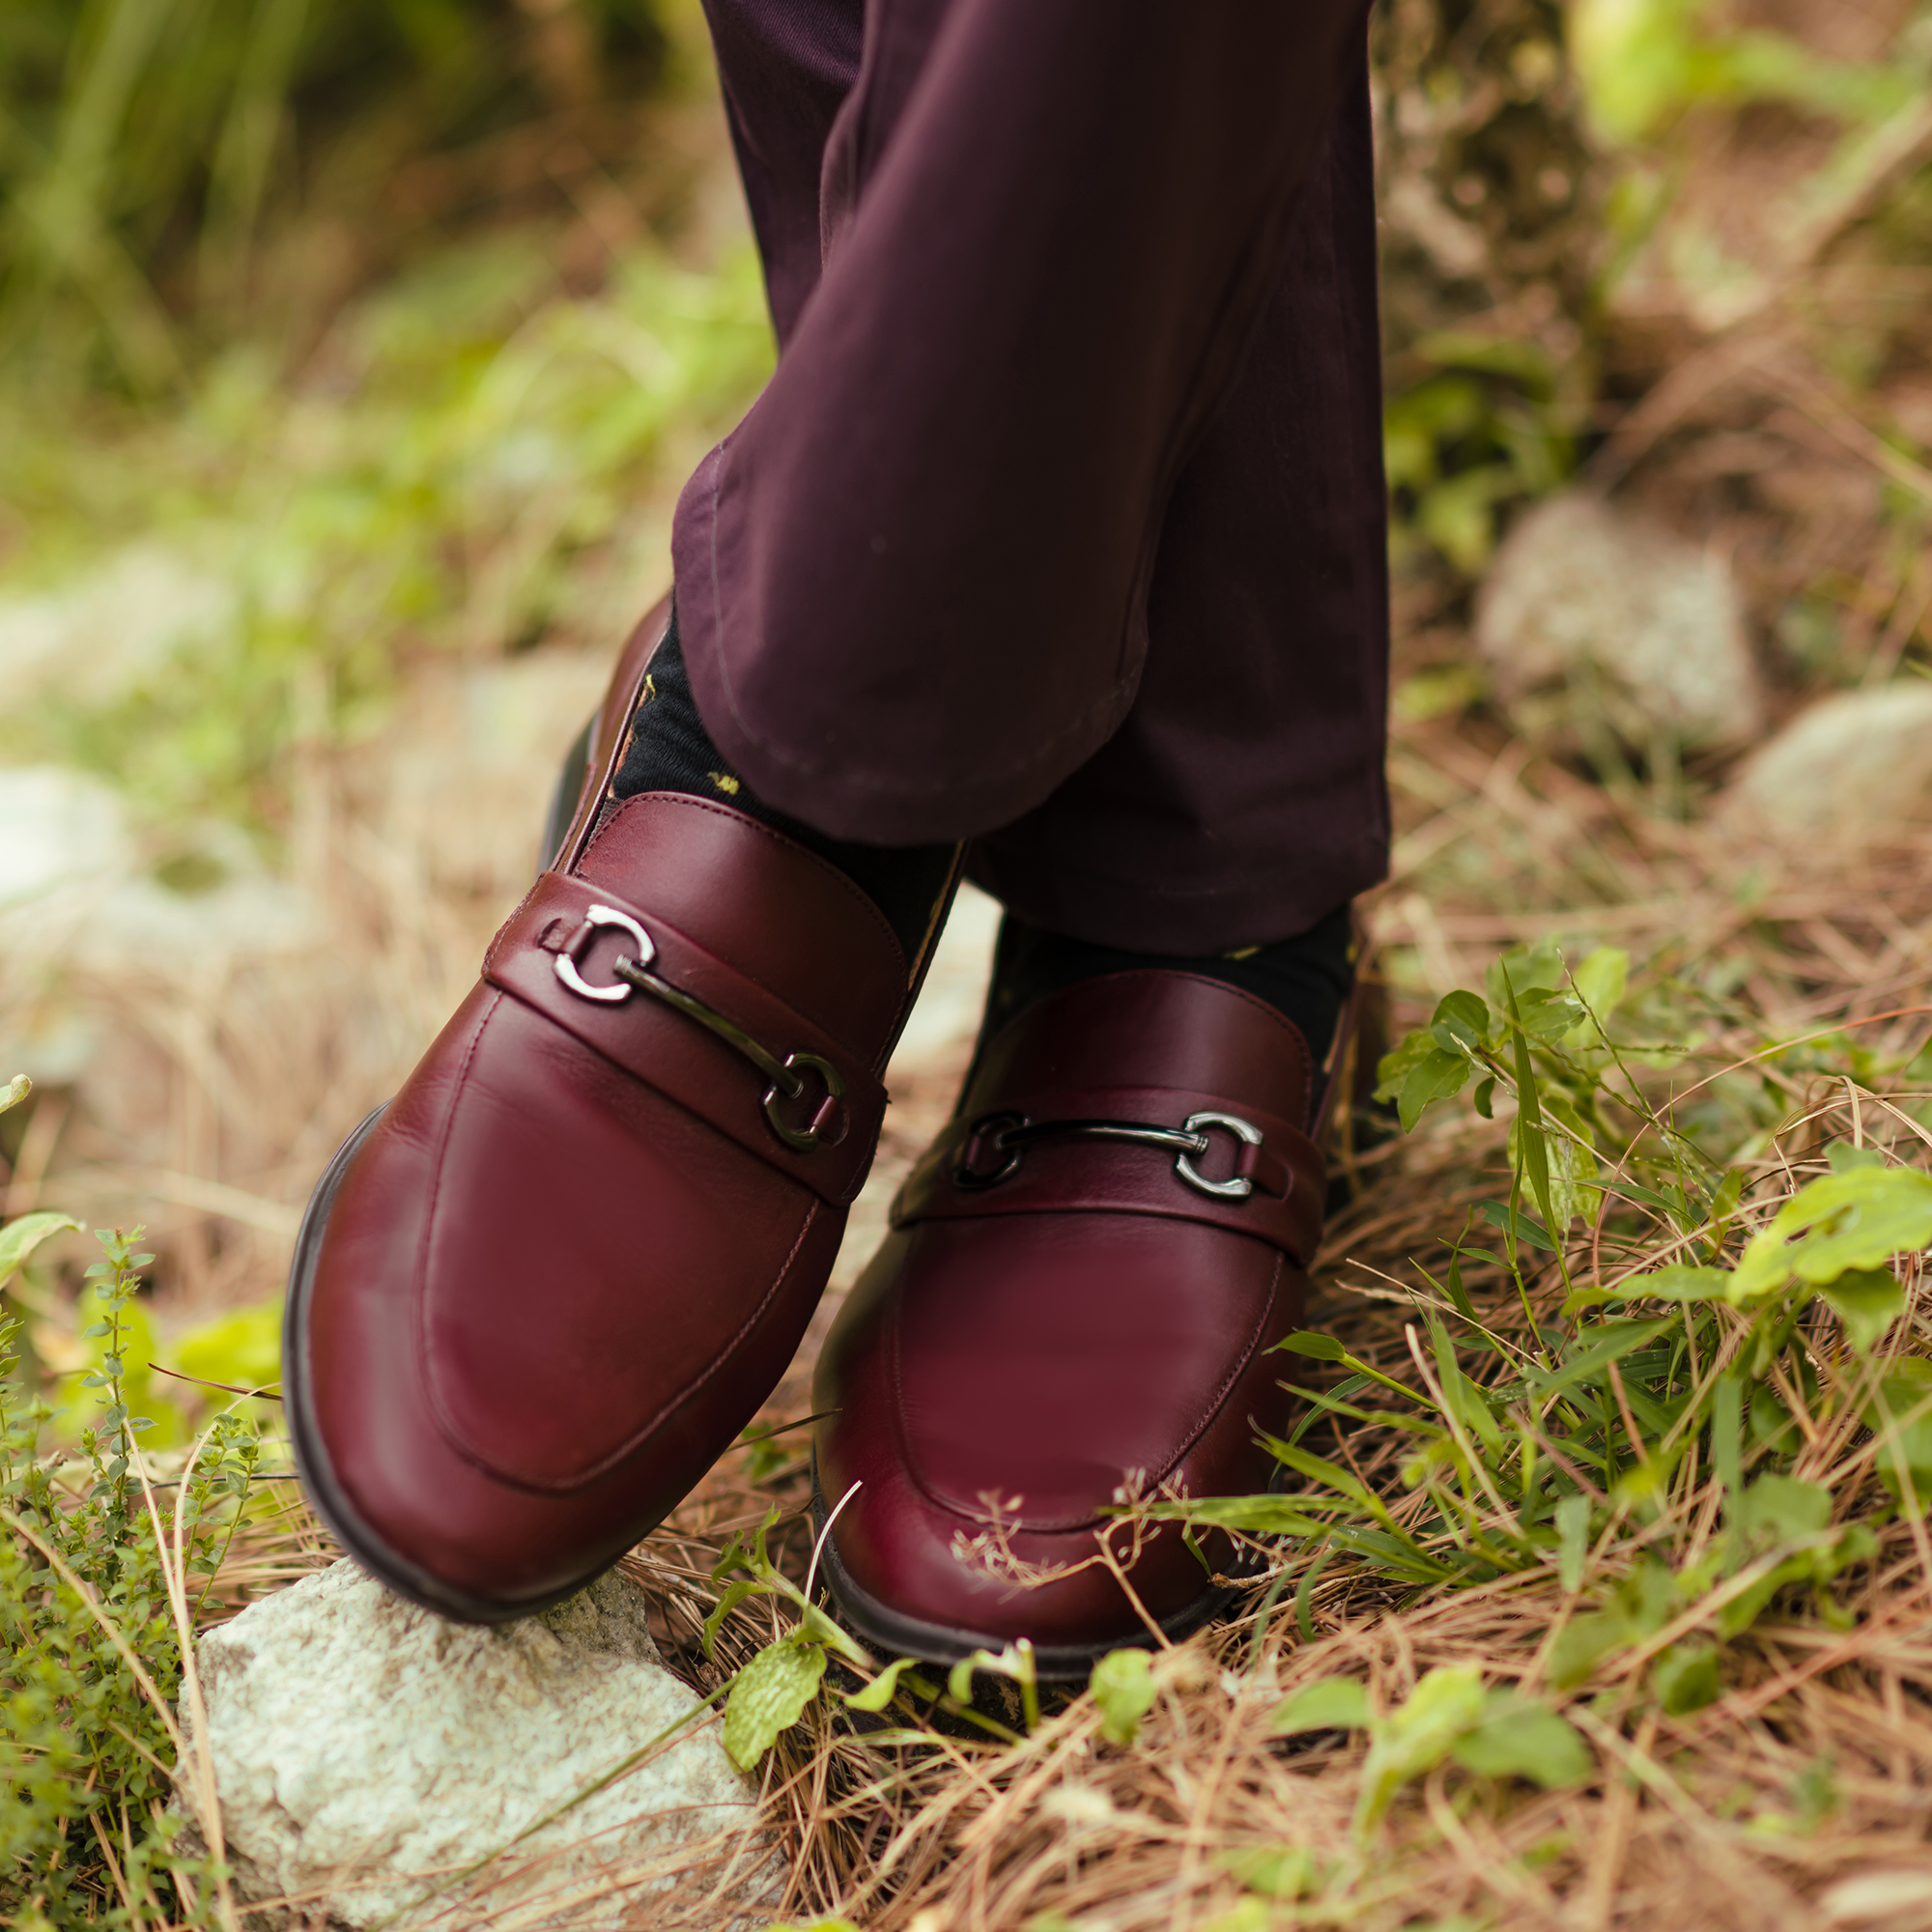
[286,600,956,1622]
[811,967,1328,1676]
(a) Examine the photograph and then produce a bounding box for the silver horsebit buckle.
[952,1109,1264,1201]
[554,904,844,1152]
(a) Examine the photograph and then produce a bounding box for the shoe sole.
[808,1463,1256,1683]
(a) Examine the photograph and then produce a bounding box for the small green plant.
[1383,331,1585,577]
[1,1080,263,1927]
[1151,942,1929,1835]
[698,1500,1045,1772]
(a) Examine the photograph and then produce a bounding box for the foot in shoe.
[810,935,1346,1675]
[285,600,959,1622]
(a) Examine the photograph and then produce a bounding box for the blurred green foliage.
[1376,0,1932,583]
[1570,0,1925,146]
[0,0,772,840]
[1,239,773,832]
[0,0,671,393]
[1384,330,1584,576]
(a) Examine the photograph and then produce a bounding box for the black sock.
[611,609,957,966]
[978,904,1356,1069]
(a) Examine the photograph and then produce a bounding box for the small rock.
[1723,682,1932,837]
[0,542,237,712]
[180,1560,779,1929]
[0,765,318,966]
[1474,492,1763,752]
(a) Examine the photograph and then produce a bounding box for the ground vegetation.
[6,1,1932,1926]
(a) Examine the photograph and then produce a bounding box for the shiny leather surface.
[292,600,923,1615]
[486,872,886,1206]
[815,970,1324,1657]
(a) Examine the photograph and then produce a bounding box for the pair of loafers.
[286,603,1332,1671]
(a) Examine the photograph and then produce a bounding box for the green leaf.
[1556,1492,1591,1593]
[1527,1318,1677,1404]
[1090,1648,1157,1747]
[1502,968,1562,1245]
[1356,1663,1488,1835]
[1548,1610,1635,1689]
[1431,989,1493,1054]
[1263,1439,1399,1531]
[1216,1846,1317,1900]
[1817,1267,1904,1351]
[1517,987,1585,1040]
[1727,1166,1932,1304]
[1653,1643,1720,1715]
[1732,1474,1832,1548]
[1828,1144,1886,1175]
[1374,1028,1440,1100]
[1269,1675,1370,1736]
[1451,1692,1592,1787]
[840,1656,918,1714]
[1401,1048,1474,1132]
[1275,1330,1346,1362]
[1165,1494,1329,1537]
[1488,938,1566,1006]
[1567,947,1630,1042]
[1636,1264,1730,1302]
[1479,1201,1559,1252]
[1865,1369,1932,1504]
[722,1637,827,1770]
[1,1075,29,1116]
[0,1212,83,1291]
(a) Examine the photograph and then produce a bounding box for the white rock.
[1475,493,1763,750]
[0,542,236,712]
[0,766,318,973]
[182,1559,777,1929]
[1723,682,1932,837]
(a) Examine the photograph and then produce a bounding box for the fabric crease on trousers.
[679,0,1392,954]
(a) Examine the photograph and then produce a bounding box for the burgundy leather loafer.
[287,602,956,1622]
[811,969,1328,1675]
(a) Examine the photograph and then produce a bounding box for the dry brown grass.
[146,693,1932,1932]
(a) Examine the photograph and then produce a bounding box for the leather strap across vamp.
[812,967,1329,1676]
[285,603,949,1624]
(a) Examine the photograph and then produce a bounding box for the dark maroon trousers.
[674,0,1390,954]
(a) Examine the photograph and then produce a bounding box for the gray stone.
[1474,492,1763,751]
[1723,682,1932,837]
[0,542,236,713]
[0,765,318,970]
[180,1559,779,1929]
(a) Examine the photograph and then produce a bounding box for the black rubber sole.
[809,1466,1252,1682]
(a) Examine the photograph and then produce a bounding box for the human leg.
[800,22,1390,1665]
[286,0,1384,1630]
